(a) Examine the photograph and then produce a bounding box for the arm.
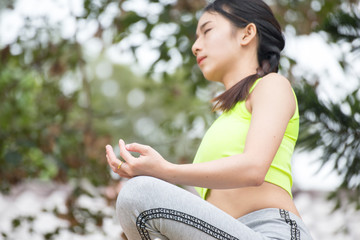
[106,73,296,189]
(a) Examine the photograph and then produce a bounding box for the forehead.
[196,12,221,35]
[197,11,218,28]
[198,12,227,28]
[195,11,231,36]
[198,11,217,22]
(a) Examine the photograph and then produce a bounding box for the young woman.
[106,0,313,239]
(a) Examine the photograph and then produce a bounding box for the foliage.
[296,82,360,210]
[0,0,359,238]
[295,3,360,210]
[0,0,211,237]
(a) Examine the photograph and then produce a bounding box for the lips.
[197,56,206,65]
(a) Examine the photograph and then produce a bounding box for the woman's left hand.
[105,139,170,179]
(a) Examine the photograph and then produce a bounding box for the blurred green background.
[0,0,359,239]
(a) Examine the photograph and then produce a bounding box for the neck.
[221,46,259,90]
[222,63,258,90]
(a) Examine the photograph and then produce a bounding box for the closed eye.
[204,28,212,35]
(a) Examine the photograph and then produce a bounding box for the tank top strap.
[249,77,263,94]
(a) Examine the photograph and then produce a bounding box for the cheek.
[202,48,238,81]
[208,34,236,59]
[201,55,224,81]
[200,35,238,80]
[207,34,223,49]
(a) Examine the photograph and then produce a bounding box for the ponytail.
[206,0,284,112]
[212,53,279,111]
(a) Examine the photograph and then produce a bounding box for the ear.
[239,23,257,46]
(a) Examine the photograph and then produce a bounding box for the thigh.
[116,176,265,240]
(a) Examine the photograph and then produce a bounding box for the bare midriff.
[206,182,300,219]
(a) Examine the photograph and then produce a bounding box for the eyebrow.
[195,21,212,39]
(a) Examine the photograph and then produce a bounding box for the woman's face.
[192,11,242,83]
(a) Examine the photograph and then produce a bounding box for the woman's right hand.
[105,139,172,179]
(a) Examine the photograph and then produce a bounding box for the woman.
[106,0,313,239]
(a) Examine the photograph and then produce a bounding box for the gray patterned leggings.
[116,176,313,240]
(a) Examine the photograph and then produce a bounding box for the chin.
[201,69,213,81]
[202,71,221,83]
[201,65,222,83]
[202,74,213,82]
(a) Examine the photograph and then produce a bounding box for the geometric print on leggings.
[279,209,300,240]
[136,208,239,240]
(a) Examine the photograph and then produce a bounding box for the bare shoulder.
[250,73,296,116]
[258,73,292,91]
[251,73,293,98]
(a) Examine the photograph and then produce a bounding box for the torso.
[206,182,300,219]
[193,76,300,219]
[207,94,300,219]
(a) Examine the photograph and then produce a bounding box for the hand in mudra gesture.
[106,139,170,179]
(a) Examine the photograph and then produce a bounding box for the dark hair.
[204,0,285,111]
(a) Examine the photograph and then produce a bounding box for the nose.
[192,38,201,57]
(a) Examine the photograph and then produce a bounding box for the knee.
[117,176,160,201]
[116,176,160,219]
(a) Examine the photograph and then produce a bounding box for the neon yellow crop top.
[193,78,299,199]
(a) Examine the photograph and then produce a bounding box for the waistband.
[237,208,312,240]
[238,208,302,224]
[237,208,312,239]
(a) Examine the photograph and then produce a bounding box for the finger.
[105,145,122,169]
[125,142,151,155]
[106,154,127,174]
[105,152,117,171]
[119,139,136,162]
[106,154,131,178]
[117,163,132,178]
[106,154,115,171]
